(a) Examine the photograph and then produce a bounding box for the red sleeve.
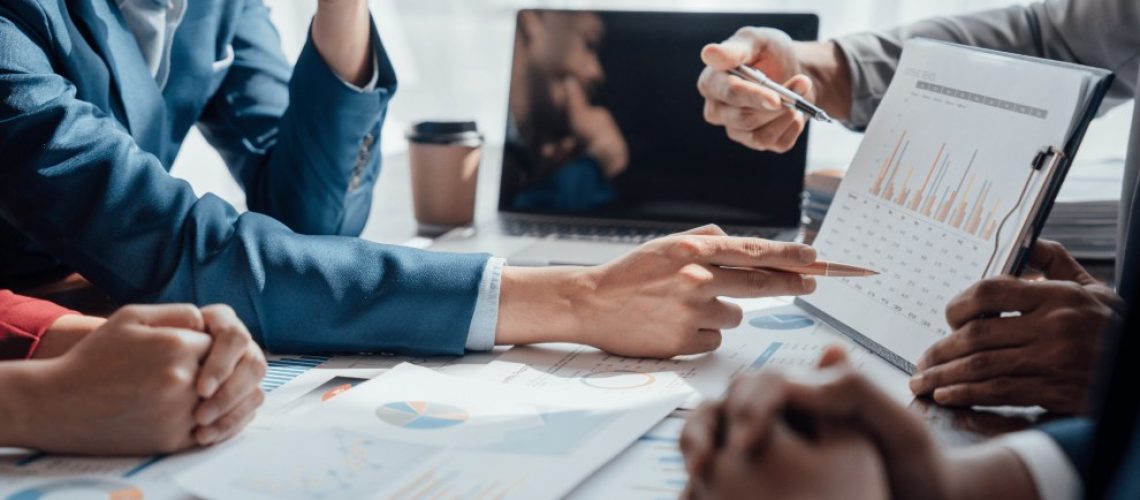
[0,290,78,360]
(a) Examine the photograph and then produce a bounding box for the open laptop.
[430,10,819,266]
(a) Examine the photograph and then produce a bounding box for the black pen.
[729,65,833,123]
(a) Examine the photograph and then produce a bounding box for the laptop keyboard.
[502,219,782,244]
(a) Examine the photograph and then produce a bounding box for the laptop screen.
[500,10,819,228]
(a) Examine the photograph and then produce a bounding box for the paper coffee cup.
[407,122,484,237]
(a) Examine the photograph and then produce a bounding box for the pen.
[728,65,833,123]
[744,260,880,277]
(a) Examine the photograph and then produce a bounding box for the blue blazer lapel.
[69,0,166,155]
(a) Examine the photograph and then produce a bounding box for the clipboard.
[794,39,1115,374]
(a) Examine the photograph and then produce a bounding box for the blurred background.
[172,0,1133,231]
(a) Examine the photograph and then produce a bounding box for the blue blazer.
[0,0,488,355]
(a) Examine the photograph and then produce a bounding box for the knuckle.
[960,322,986,347]
[679,264,714,286]
[972,279,1004,300]
[669,237,706,261]
[965,353,992,373]
[725,81,754,104]
[741,239,768,259]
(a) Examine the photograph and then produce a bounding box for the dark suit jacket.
[1040,217,1140,500]
[0,0,489,355]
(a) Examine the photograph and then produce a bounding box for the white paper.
[568,417,688,500]
[175,363,685,500]
[479,304,913,408]
[805,39,1088,364]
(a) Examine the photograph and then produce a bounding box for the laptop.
[429,10,820,266]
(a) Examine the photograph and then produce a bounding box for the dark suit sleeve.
[1039,418,1094,485]
[833,0,1140,130]
[196,0,394,236]
[0,5,487,356]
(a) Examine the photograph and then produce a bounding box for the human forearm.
[312,0,373,87]
[943,442,1039,500]
[795,41,853,123]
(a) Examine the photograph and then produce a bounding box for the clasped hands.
[22,304,266,455]
[679,240,1121,499]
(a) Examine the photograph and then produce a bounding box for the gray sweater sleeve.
[833,0,1139,130]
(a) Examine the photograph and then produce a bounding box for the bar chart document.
[801,39,1111,371]
[175,364,684,500]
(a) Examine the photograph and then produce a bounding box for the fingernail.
[197,427,217,445]
[909,375,924,392]
[799,246,817,264]
[200,379,219,399]
[915,356,929,370]
[801,276,817,293]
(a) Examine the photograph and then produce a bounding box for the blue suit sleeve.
[0,5,486,356]
[1039,418,1094,484]
[196,0,394,237]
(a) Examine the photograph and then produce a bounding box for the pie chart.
[375,401,469,430]
[580,370,657,389]
[750,313,816,330]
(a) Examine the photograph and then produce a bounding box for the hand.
[564,77,629,177]
[191,305,267,446]
[911,241,1121,414]
[581,225,818,357]
[18,305,213,455]
[698,28,812,153]
[681,348,1038,500]
[496,225,818,358]
[682,348,946,500]
[683,394,888,500]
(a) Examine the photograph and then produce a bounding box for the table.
[19,147,1053,449]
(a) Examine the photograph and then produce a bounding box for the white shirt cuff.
[465,258,504,351]
[335,51,381,92]
[995,430,1082,500]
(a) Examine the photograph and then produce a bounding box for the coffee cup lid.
[407,121,484,147]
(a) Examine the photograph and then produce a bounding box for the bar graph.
[261,355,332,393]
[868,131,1000,241]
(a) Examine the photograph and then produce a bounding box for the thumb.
[818,344,850,368]
[1028,240,1095,284]
[701,40,753,71]
[784,74,814,99]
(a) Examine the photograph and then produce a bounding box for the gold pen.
[761,260,879,277]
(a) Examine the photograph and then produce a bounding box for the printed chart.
[375,401,470,430]
[806,40,1082,364]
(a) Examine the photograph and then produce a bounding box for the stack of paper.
[801,169,844,244]
[176,364,684,500]
[1039,158,1124,260]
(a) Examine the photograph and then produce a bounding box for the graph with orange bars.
[868,131,1000,241]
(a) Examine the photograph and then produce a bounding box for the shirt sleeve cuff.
[464,258,504,351]
[334,51,381,93]
[994,430,1082,500]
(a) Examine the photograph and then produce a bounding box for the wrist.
[795,40,853,122]
[495,266,593,346]
[943,443,1039,500]
[0,360,56,448]
[32,315,105,359]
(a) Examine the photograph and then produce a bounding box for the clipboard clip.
[1032,146,1065,171]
